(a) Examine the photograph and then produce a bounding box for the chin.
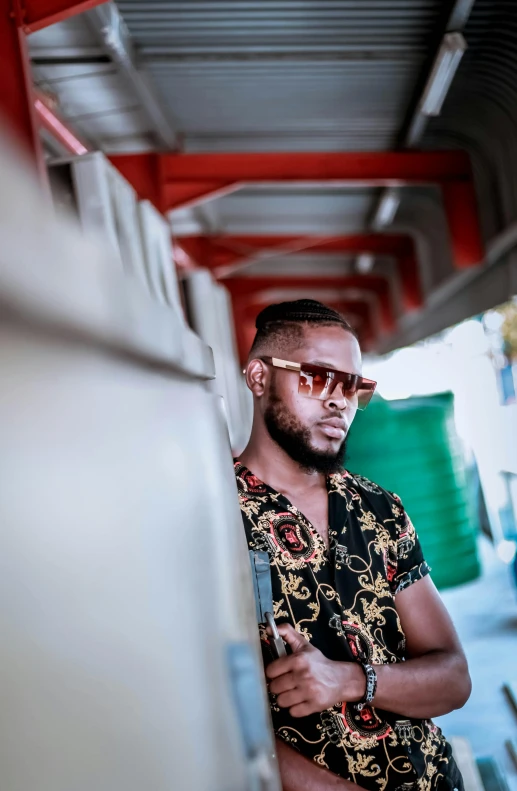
[312,436,341,452]
[318,442,339,454]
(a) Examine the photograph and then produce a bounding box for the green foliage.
[499,301,517,360]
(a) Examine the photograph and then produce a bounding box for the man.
[234,299,471,791]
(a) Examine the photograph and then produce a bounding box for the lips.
[322,418,346,430]
[319,418,346,439]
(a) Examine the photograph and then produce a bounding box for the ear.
[245,358,269,397]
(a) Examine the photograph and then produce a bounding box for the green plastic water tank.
[347,392,480,590]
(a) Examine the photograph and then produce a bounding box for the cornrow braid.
[249,299,357,360]
[255,299,353,330]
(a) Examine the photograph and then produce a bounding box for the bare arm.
[276,738,365,791]
[267,576,471,722]
[373,575,471,718]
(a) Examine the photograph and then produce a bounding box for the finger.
[289,702,315,718]
[269,672,297,696]
[265,654,300,680]
[276,623,309,653]
[277,689,306,709]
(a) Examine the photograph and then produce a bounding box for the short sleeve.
[388,491,431,595]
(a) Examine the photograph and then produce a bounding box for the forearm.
[276,738,365,791]
[373,650,471,719]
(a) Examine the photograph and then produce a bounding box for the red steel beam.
[166,181,242,212]
[109,153,167,213]
[160,152,479,229]
[176,234,423,310]
[180,234,414,265]
[226,274,395,333]
[176,235,315,274]
[161,151,484,249]
[161,151,473,184]
[22,0,108,34]
[114,151,485,269]
[331,300,375,349]
[0,0,45,178]
[112,151,473,200]
[34,89,90,155]
[0,0,102,181]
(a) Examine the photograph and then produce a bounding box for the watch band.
[356,662,377,710]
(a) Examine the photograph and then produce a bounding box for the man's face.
[261,325,362,473]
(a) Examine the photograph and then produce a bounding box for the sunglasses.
[260,356,377,411]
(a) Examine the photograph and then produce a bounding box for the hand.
[266,623,366,717]
[276,738,368,791]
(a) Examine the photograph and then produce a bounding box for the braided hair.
[248,299,357,360]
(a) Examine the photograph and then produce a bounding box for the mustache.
[265,402,349,474]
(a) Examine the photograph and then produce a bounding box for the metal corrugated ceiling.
[26,0,517,351]
[112,0,456,312]
[109,0,457,317]
[28,0,453,266]
[171,187,377,235]
[29,16,156,151]
[117,0,446,152]
[424,0,517,242]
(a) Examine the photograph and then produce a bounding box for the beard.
[264,378,348,474]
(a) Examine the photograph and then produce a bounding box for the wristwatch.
[356,662,377,710]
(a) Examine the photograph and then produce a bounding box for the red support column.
[0,0,46,180]
[232,301,257,367]
[398,251,422,310]
[109,153,167,213]
[441,180,485,269]
[174,237,215,268]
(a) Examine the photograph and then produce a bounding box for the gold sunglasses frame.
[258,356,377,410]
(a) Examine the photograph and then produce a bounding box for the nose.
[324,380,347,410]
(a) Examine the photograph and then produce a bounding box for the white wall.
[0,138,278,791]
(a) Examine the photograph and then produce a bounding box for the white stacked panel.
[0,134,278,791]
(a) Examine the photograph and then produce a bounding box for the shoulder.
[330,470,406,519]
[234,461,268,496]
[233,461,272,532]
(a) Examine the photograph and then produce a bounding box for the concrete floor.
[435,538,517,791]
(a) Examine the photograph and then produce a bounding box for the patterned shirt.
[235,461,459,791]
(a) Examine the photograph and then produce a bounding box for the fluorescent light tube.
[373,189,400,228]
[356,253,375,274]
[420,32,467,117]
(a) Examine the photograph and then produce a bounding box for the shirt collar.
[234,459,355,499]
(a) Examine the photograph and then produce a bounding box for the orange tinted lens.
[299,367,334,398]
[357,382,376,410]
[300,365,376,407]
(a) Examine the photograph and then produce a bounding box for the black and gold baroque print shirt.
[235,461,457,791]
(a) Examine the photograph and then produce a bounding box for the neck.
[239,417,326,495]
